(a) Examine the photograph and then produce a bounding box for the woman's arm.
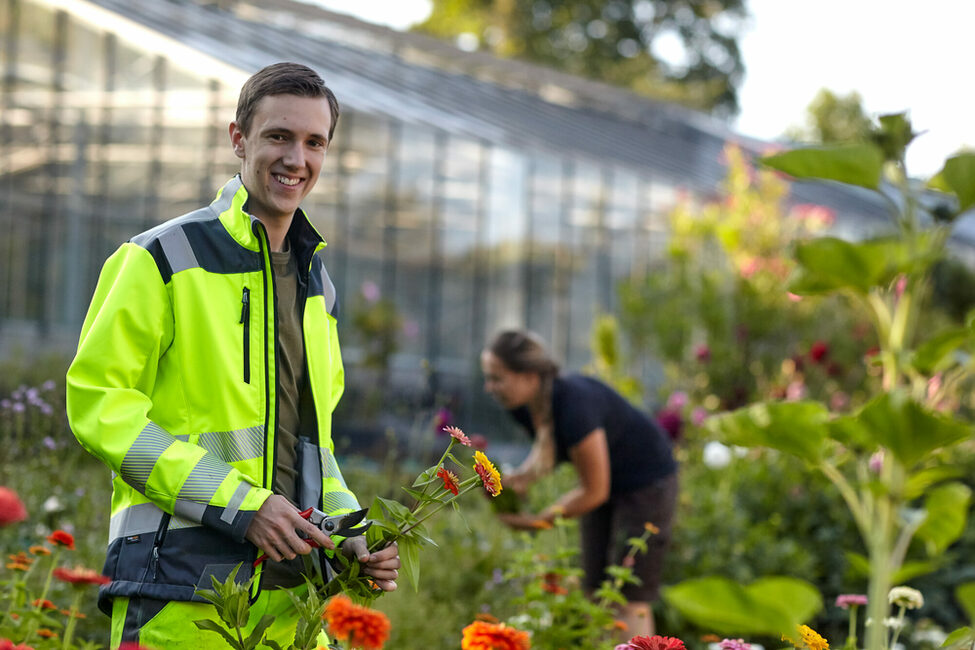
[499,428,611,530]
[506,422,557,494]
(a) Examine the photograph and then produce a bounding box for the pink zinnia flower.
[443,426,472,447]
[836,594,868,609]
[718,639,752,650]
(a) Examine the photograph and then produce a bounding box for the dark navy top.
[509,374,677,495]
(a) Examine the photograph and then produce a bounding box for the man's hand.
[245,495,335,562]
[341,538,400,592]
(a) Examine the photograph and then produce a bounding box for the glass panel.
[483,146,526,336]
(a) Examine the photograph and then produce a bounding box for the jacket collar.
[212,175,327,268]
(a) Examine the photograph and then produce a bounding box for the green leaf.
[412,465,439,487]
[905,465,965,500]
[892,560,941,584]
[705,401,830,462]
[789,237,935,296]
[262,641,285,650]
[956,582,975,625]
[915,482,972,555]
[761,143,884,189]
[401,487,435,502]
[374,496,414,524]
[245,614,277,650]
[662,576,821,637]
[845,552,869,577]
[942,626,975,648]
[398,535,421,592]
[856,392,971,467]
[194,619,243,650]
[929,153,975,213]
[912,327,970,374]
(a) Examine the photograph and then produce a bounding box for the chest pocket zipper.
[240,287,251,384]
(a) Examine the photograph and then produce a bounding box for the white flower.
[889,586,924,609]
[884,617,904,629]
[42,495,64,513]
[703,441,732,469]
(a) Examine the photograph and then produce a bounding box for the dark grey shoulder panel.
[309,255,338,318]
[130,207,261,283]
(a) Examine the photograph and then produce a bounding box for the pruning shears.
[253,507,372,567]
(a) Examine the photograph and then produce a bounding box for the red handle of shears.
[252,508,322,567]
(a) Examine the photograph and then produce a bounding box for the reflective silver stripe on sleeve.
[321,491,360,514]
[198,426,265,463]
[178,452,233,503]
[120,422,177,491]
[174,499,207,523]
[220,481,252,525]
[158,226,199,274]
[109,502,165,542]
[319,447,349,490]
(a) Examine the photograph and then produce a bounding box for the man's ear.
[229,122,245,159]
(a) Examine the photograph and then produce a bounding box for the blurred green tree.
[414,0,748,115]
[787,88,873,144]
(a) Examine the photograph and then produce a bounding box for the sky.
[309,0,973,178]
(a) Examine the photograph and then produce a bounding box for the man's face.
[229,94,332,225]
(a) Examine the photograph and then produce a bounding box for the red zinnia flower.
[809,341,829,364]
[436,467,460,496]
[0,639,35,650]
[473,451,502,497]
[627,635,687,650]
[53,566,111,586]
[461,620,530,650]
[0,487,28,526]
[46,530,75,550]
[444,425,472,447]
[323,594,390,650]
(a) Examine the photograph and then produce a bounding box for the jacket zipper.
[145,513,171,584]
[240,287,251,384]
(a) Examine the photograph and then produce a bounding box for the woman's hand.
[497,512,551,531]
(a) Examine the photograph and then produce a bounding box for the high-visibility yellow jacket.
[66,176,358,613]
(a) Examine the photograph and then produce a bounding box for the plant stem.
[61,590,82,650]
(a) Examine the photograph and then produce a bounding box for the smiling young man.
[66,63,398,649]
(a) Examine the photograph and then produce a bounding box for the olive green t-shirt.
[263,243,307,588]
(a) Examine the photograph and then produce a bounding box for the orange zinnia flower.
[443,425,472,447]
[46,530,75,550]
[461,620,530,650]
[32,599,57,610]
[473,451,502,497]
[36,630,56,640]
[541,572,568,596]
[61,609,86,619]
[436,467,460,496]
[323,595,390,650]
[0,487,28,526]
[29,546,51,556]
[53,566,111,586]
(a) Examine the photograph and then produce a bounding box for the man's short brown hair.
[235,62,340,141]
